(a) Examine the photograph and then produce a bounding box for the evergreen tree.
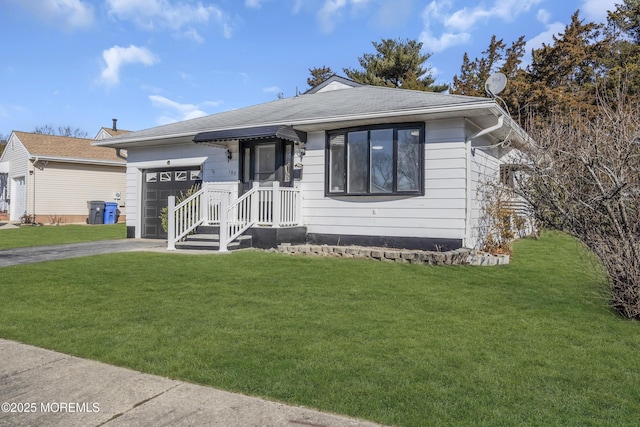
[451,35,527,120]
[344,38,447,92]
[605,0,640,100]
[307,66,335,88]
[526,11,608,121]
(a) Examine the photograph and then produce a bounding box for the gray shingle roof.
[96,85,498,147]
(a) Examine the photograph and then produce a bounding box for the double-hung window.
[327,123,424,195]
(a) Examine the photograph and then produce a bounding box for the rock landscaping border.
[275,244,509,266]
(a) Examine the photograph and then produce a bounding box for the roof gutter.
[464,115,505,249]
[29,155,126,167]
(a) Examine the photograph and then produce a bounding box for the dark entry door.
[241,140,292,194]
[142,167,201,238]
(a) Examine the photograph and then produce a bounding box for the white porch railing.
[167,182,302,251]
[167,187,233,251]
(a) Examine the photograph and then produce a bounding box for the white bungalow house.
[0,128,127,223]
[94,76,530,251]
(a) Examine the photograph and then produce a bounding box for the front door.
[241,140,293,193]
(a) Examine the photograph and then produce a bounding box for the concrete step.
[196,225,219,234]
[185,233,220,243]
[175,234,252,251]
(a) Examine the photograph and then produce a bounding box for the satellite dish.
[485,72,507,96]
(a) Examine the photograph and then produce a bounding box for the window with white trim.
[326,124,424,195]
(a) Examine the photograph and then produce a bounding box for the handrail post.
[272,181,280,228]
[167,195,176,250]
[251,182,259,224]
[218,193,229,252]
[295,186,302,226]
[200,186,208,225]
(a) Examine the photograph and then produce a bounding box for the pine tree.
[526,11,608,121]
[343,38,447,92]
[307,66,335,88]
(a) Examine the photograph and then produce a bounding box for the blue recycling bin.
[103,202,118,224]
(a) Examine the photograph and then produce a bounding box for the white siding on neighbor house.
[28,162,125,220]
[299,118,469,240]
[125,142,237,235]
[94,129,112,140]
[0,134,30,220]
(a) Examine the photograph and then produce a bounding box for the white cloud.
[99,45,159,87]
[420,31,470,53]
[245,0,263,9]
[445,0,542,32]
[419,1,469,53]
[537,9,551,24]
[317,0,347,33]
[581,0,618,23]
[17,0,94,29]
[149,95,218,124]
[317,0,371,33]
[263,86,281,94]
[420,0,542,53]
[106,0,234,39]
[181,28,205,44]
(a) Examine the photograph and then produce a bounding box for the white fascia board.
[29,156,125,167]
[127,156,208,169]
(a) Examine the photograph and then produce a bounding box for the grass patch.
[0,223,125,249]
[1,231,638,426]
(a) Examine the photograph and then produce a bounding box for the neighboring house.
[94,76,531,251]
[95,119,131,141]
[0,130,127,223]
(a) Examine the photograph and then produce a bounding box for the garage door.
[142,167,202,238]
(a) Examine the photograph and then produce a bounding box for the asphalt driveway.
[0,239,165,268]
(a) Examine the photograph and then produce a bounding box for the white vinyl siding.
[301,118,468,241]
[1,134,30,220]
[1,134,30,200]
[29,162,125,217]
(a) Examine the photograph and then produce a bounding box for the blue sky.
[0,0,619,137]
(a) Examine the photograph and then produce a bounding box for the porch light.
[226,149,232,161]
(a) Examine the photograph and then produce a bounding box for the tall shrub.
[515,88,640,318]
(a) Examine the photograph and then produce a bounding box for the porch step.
[174,233,252,251]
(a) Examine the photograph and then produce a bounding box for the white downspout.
[464,115,504,248]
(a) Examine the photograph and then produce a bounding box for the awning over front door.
[193,125,307,145]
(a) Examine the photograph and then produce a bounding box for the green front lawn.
[0,223,125,249]
[1,231,638,426]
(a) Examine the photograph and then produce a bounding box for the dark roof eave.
[193,125,307,145]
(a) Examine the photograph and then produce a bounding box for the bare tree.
[515,85,640,318]
[34,124,88,138]
[0,133,7,156]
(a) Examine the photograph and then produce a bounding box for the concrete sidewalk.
[0,339,387,427]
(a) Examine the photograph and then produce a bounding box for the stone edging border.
[273,244,509,266]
